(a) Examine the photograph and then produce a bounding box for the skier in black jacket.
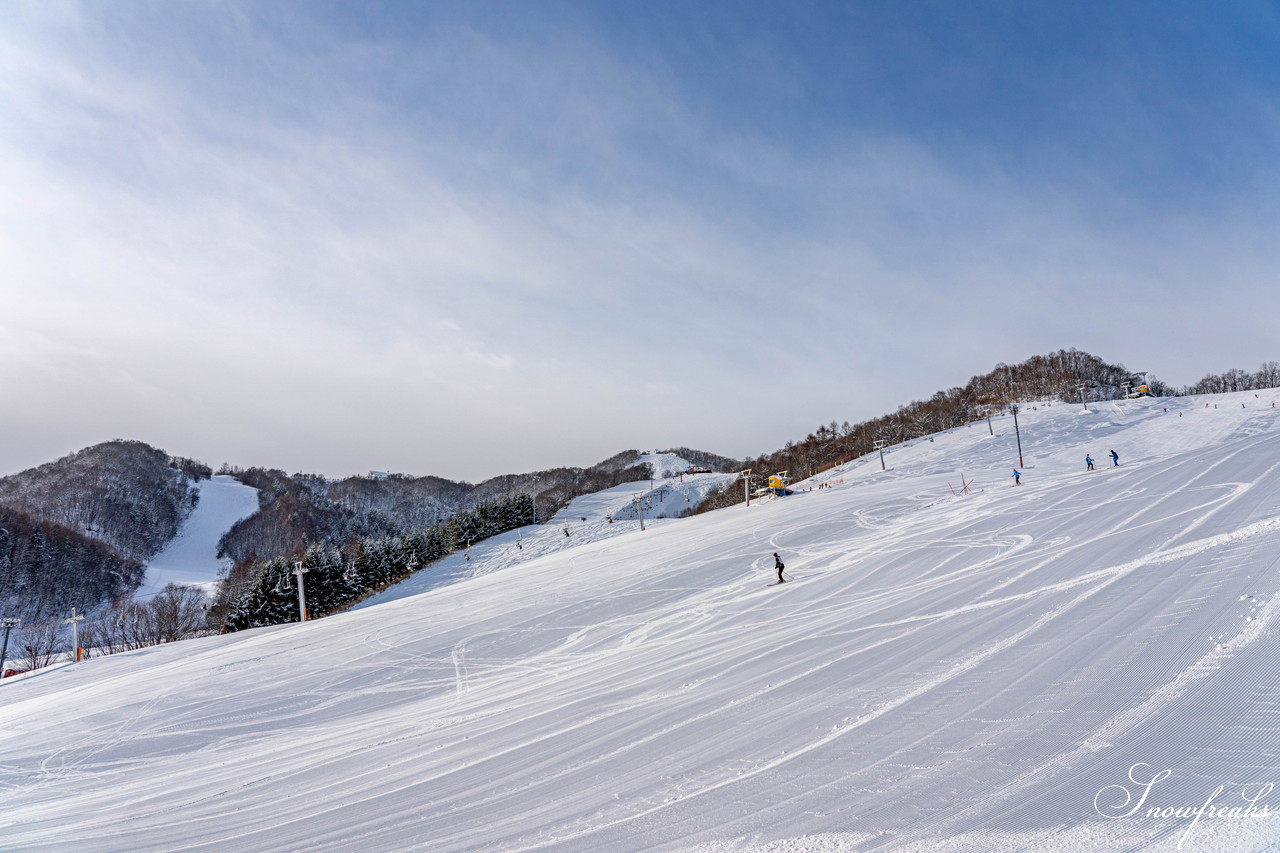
[774,553,785,584]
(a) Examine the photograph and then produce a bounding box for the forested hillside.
[209,453,657,627]
[218,493,538,630]
[0,440,209,562]
[215,452,656,565]
[1186,360,1280,395]
[0,505,145,623]
[0,441,208,624]
[212,468,405,569]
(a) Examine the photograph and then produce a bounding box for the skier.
[1013,469,1022,486]
[1110,450,1120,467]
[1086,455,1095,471]
[774,553,786,584]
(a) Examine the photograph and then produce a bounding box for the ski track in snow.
[136,474,260,598]
[4,396,1280,852]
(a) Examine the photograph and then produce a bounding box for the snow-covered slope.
[135,474,260,598]
[3,392,1280,852]
[353,460,736,608]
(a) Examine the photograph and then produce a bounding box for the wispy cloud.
[3,2,1279,478]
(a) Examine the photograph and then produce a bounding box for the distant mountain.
[0,439,739,631]
[215,449,684,567]
[0,439,209,562]
[0,440,209,621]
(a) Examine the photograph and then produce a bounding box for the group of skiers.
[1083,450,1119,471]
[1014,449,1119,484]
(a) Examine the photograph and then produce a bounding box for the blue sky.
[2,1,1278,481]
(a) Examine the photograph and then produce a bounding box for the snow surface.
[4,392,1280,852]
[135,475,260,599]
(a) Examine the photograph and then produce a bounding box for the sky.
[3,1,1279,482]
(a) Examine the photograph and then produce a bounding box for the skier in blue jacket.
[1110,450,1120,467]
[1086,455,1095,471]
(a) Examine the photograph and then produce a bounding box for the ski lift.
[343,563,357,582]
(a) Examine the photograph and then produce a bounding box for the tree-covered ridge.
[0,505,145,623]
[0,439,207,562]
[213,455,655,627]
[221,493,537,631]
[695,348,1190,513]
[1185,361,1280,395]
[214,467,405,569]
[213,454,656,608]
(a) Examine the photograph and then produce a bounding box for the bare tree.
[111,599,158,651]
[17,620,64,670]
[151,584,211,643]
[77,614,113,659]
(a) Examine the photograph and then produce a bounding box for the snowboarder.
[1086,455,1095,471]
[774,553,786,584]
[1110,450,1120,467]
[1013,469,1022,485]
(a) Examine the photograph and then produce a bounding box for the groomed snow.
[3,391,1280,852]
[135,474,260,599]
